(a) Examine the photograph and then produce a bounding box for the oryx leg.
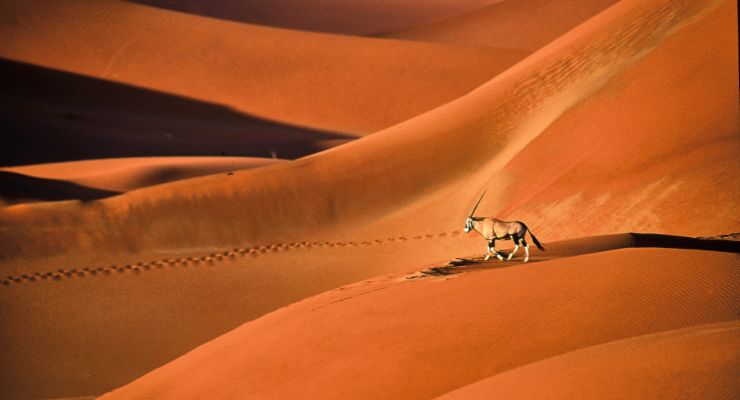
[491,238,504,261]
[507,236,521,261]
[484,239,494,261]
[520,237,530,262]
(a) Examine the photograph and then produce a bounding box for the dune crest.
[98,246,740,400]
[0,0,737,399]
[2,156,284,197]
[130,0,505,35]
[0,0,526,135]
[434,322,740,399]
[387,0,619,51]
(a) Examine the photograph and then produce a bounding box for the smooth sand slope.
[131,0,505,35]
[99,246,740,400]
[0,0,737,398]
[0,0,526,135]
[3,157,283,194]
[387,0,619,51]
[435,322,740,399]
[0,59,350,165]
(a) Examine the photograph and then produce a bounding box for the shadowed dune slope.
[0,59,350,164]
[435,322,740,400]
[0,0,526,135]
[0,171,120,206]
[99,247,740,400]
[3,156,284,197]
[1,0,734,260]
[386,0,618,51]
[130,0,504,35]
[0,0,737,398]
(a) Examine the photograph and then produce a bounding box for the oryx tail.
[520,222,544,250]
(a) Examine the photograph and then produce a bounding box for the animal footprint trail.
[1,230,463,286]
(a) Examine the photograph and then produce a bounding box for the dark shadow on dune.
[631,233,740,253]
[0,171,121,204]
[444,233,740,273]
[0,58,353,166]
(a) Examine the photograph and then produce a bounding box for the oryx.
[463,191,544,262]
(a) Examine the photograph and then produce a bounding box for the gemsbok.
[463,192,544,262]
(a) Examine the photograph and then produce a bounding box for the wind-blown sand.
[0,0,737,399]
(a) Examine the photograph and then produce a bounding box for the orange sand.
[0,0,737,399]
[131,0,505,35]
[99,247,739,400]
[387,0,618,51]
[3,157,283,198]
[0,0,526,135]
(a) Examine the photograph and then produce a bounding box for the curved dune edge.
[0,0,527,135]
[385,0,618,51]
[1,0,734,262]
[130,0,505,35]
[2,156,285,198]
[98,247,740,400]
[433,322,740,400]
[0,1,736,398]
[0,58,353,165]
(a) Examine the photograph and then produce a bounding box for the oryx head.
[464,191,486,233]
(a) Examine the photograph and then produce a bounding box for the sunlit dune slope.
[130,0,504,35]
[2,156,284,199]
[0,0,736,398]
[2,0,734,261]
[99,247,740,400]
[0,0,526,135]
[489,0,739,240]
[435,322,740,399]
[0,59,350,164]
[386,0,618,51]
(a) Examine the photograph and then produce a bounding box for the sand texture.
[0,0,737,399]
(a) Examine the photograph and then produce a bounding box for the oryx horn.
[469,190,486,217]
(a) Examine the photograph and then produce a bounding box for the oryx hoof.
[523,257,529,263]
[495,253,504,261]
[484,254,491,261]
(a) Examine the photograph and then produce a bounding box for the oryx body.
[463,192,544,262]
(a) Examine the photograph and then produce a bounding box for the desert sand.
[0,0,737,399]
[130,0,506,35]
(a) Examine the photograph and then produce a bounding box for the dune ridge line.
[3,232,737,287]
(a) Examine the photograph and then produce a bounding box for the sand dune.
[0,171,120,206]
[3,156,284,197]
[130,0,504,35]
[387,0,619,51]
[0,0,526,135]
[0,59,350,165]
[435,322,740,399]
[98,246,740,400]
[0,0,737,398]
[2,0,733,260]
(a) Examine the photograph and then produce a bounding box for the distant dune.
[2,156,283,205]
[0,0,526,135]
[0,59,351,165]
[131,0,505,35]
[0,0,737,399]
[387,0,619,51]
